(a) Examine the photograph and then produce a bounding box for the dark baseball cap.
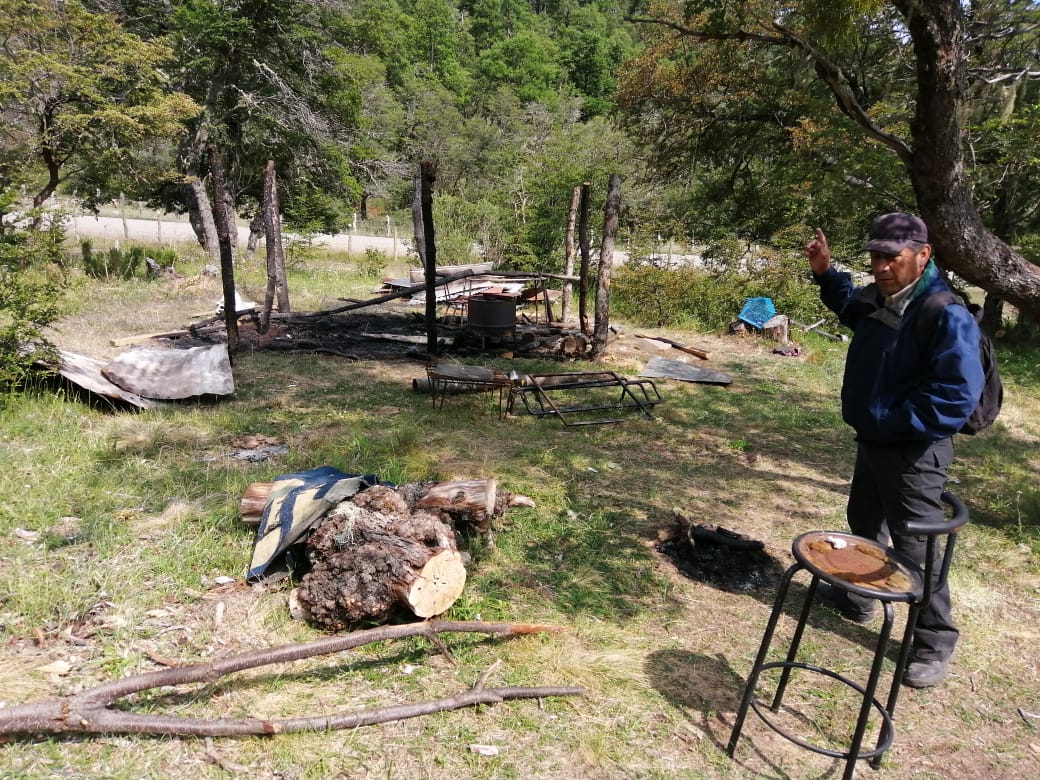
[862,212,928,254]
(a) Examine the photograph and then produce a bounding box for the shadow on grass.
[643,648,836,780]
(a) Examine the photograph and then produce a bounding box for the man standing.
[805,212,985,688]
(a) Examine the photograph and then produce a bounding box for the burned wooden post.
[562,185,580,323]
[421,160,438,356]
[208,143,239,356]
[578,181,592,335]
[260,160,290,334]
[591,174,621,359]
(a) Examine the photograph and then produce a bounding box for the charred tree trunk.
[261,160,290,335]
[578,182,592,335]
[562,185,580,324]
[208,144,239,356]
[421,160,439,356]
[591,174,621,359]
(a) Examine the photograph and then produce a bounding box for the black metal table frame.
[507,370,661,426]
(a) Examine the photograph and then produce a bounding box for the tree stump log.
[240,478,518,531]
[239,481,273,523]
[762,314,790,344]
[295,486,466,630]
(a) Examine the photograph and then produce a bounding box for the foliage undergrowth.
[0,201,68,388]
[613,240,829,330]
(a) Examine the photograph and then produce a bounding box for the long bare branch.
[0,620,582,740]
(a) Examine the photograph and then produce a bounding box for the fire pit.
[657,514,784,593]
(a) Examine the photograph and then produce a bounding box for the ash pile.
[657,511,784,594]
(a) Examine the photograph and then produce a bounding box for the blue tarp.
[738,297,776,330]
[247,466,382,581]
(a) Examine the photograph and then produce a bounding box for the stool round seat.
[792,531,924,603]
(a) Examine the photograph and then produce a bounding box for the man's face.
[869,243,931,296]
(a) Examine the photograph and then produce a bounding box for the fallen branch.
[635,334,710,360]
[0,620,582,740]
[790,318,847,342]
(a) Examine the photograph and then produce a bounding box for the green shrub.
[0,206,68,388]
[357,247,389,277]
[80,240,148,279]
[612,241,832,331]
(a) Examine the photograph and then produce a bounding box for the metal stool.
[727,491,968,779]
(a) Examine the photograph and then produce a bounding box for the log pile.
[241,478,534,631]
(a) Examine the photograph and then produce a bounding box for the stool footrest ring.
[748,660,894,761]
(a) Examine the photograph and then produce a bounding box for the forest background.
[3,0,1040,345]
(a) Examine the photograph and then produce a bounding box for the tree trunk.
[591,174,621,359]
[893,0,1040,322]
[562,185,580,324]
[185,178,221,264]
[261,160,290,335]
[578,181,592,335]
[295,485,466,630]
[208,144,239,356]
[412,175,427,270]
[247,210,263,256]
[421,160,438,356]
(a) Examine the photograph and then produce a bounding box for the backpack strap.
[915,290,962,352]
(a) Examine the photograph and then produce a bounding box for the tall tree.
[623,0,1040,321]
[0,0,198,215]
[112,0,371,249]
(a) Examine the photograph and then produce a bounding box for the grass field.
[1,246,1038,779]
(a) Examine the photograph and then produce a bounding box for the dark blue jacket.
[814,260,984,444]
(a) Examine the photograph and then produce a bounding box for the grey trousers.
[845,437,959,662]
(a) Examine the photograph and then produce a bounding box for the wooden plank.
[635,334,710,360]
[639,356,732,385]
[110,330,190,347]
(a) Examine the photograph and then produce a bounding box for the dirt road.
[67,214,410,257]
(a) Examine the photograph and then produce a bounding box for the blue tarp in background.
[738,297,776,330]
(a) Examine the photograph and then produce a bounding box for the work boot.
[816,582,876,624]
[903,657,951,688]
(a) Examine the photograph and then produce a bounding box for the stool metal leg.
[770,573,820,709]
[870,601,921,768]
[729,566,901,780]
[727,562,802,756]
[839,601,896,779]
